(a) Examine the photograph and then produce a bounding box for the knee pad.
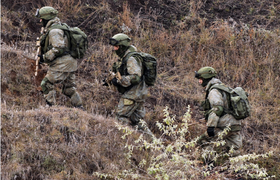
[41,77,54,94]
[70,92,82,107]
[44,90,56,105]
[63,87,76,97]
[117,116,131,125]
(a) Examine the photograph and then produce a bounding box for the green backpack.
[45,23,88,59]
[125,52,157,86]
[209,84,251,120]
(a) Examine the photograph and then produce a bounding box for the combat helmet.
[195,66,217,79]
[109,33,131,46]
[35,6,58,20]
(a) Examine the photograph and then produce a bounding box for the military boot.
[137,123,154,138]
[44,90,56,107]
[76,105,85,111]
[70,92,83,108]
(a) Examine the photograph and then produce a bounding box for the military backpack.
[124,52,157,86]
[42,23,88,59]
[208,84,251,120]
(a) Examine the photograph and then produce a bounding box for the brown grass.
[1,0,280,179]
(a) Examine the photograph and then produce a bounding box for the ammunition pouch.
[123,98,134,106]
[201,99,211,120]
[201,99,211,111]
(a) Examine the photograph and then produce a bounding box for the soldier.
[105,33,152,135]
[195,66,242,156]
[35,6,84,109]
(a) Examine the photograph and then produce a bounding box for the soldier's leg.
[62,72,83,108]
[117,98,145,126]
[197,128,226,164]
[116,97,137,125]
[197,127,223,146]
[41,77,56,106]
[224,131,242,156]
[116,98,153,136]
[197,132,211,146]
[131,103,153,135]
[130,102,145,125]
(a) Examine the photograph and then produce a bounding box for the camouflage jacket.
[205,78,241,128]
[41,17,77,72]
[113,45,148,101]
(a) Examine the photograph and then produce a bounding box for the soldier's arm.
[206,89,224,127]
[43,29,66,61]
[117,56,142,87]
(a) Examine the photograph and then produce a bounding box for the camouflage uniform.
[197,77,242,156]
[107,33,152,136]
[39,15,82,107]
[113,46,148,129]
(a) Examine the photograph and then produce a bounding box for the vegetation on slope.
[1,0,280,179]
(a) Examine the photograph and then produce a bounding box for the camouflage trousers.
[40,70,82,107]
[116,97,145,125]
[197,127,242,157]
[116,97,153,136]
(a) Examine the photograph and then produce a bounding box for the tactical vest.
[40,23,88,61]
[112,53,142,94]
[202,84,250,120]
[201,85,228,120]
[201,98,211,120]
[40,25,70,61]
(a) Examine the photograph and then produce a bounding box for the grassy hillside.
[1,0,280,179]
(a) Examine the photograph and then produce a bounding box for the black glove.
[207,127,215,137]
[38,55,44,64]
[102,79,108,86]
[111,77,119,86]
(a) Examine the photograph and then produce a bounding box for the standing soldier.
[35,6,84,109]
[105,33,152,135]
[195,66,242,156]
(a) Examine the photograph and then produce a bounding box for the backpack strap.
[113,52,141,93]
[122,51,143,76]
[207,84,233,116]
[42,24,71,54]
[122,52,141,64]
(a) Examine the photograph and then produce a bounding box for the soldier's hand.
[102,79,109,86]
[207,127,215,137]
[111,77,119,86]
[38,55,44,64]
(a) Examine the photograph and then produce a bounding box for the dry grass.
[1,0,280,179]
[1,105,134,179]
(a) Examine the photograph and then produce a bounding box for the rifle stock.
[35,27,44,77]
[34,37,41,76]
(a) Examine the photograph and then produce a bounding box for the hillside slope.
[1,105,143,179]
[1,0,280,179]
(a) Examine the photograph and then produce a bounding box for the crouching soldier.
[195,66,242,157]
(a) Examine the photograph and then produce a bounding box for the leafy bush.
[95,107,275,179]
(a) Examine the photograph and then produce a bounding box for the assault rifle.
[102,70,122,91]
